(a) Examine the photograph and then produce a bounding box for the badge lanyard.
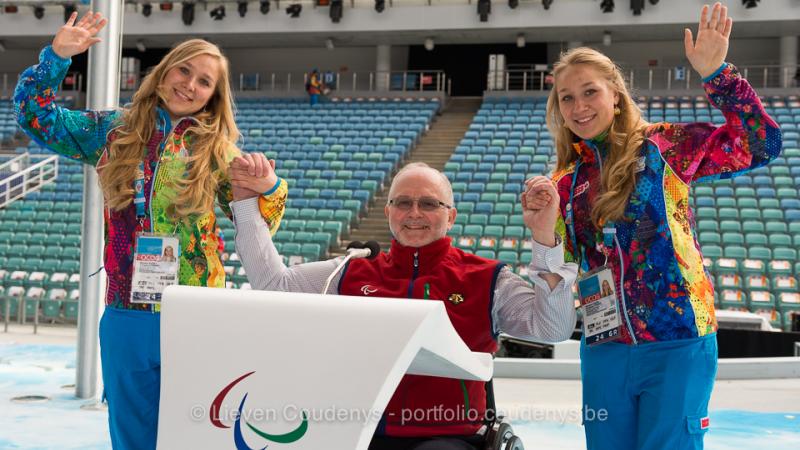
[567,159,622,345]
[134,161,147,229]
[130,158,180,306]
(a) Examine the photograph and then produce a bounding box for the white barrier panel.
[493,357,800,380]
[157,286,492,450]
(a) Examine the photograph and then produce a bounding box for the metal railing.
[118,69,448,94]
[236,70,448,93]
[488,64,800,92]
[0,153,59,208]
[0,153,30,174]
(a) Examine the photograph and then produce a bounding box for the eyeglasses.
[388,196,452,212]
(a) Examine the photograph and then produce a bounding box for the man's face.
[385,168,456,248]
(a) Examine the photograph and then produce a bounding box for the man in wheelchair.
[230,159,577,449]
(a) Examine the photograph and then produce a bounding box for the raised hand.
[684,2,732,79]
[229,153,278,201]
[52,11,108,59]
[521,176,560,247]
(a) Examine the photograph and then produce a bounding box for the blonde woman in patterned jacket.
[15,12,286,450]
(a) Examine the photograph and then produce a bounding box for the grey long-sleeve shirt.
[231,198,578,343]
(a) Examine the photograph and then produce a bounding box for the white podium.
[157,286,494,450]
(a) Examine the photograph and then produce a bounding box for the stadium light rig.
[329,0,342,23]
[477,0,490,22]
[630,0,644,16]
[182,2,194,25]
[63,3,76,22]
[210,4,225,20]
[286,3,301,18]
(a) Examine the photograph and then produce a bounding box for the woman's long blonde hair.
[98,39,240,219]
[546,47,650,229]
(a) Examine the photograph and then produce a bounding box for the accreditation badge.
[577,266,622,346]
[130,233,180,304]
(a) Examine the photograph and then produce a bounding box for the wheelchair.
[369,380,524,450]
[479,379,524,450]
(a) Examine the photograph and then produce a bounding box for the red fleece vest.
[339,237,503,437]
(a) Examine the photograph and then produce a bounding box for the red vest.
[339,237,503,437]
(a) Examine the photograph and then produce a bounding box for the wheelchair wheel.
[505,435,524,450]
[485,422,514,450]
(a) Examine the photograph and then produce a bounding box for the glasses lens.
[393,197,414,210]
[418,198,441,211]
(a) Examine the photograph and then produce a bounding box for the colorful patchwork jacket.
[14,45,288,311]
[552,63,782,344]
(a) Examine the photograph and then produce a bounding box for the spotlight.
[508,0,518,9]
[63,3,76,23]
[600,0,614,13]
[542,0,552,9]
[649,0,658,4]
[210,5,225,20]
[182,2,194,25]
[33,5,45,19]
[4,5,18,13]
[374,0,385,13]
[329,0,342,23]
[136,40,146,52]
[142,2,152,16]
[286,3,301,17]
[159,2,174,11]
[237,1,247,17]
[742,0,759,8]
[260,0,270,14]
[516,33,525,48]
[424,37,434,51]
[325,38,335,50]
[477,0,490,22]
[630,0,644,15]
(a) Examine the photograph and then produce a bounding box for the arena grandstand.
[1,0,799,449]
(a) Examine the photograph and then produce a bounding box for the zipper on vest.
[406,251,419,298]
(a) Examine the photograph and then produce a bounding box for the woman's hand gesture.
[684,2,732,79]
[52,11,108,59]
[522,176,560,247]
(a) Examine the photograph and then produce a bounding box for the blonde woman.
[545,3,781,450]
[15,12,286,450]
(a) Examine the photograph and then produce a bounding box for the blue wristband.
[702,63,728,83]
[263,177,283,196]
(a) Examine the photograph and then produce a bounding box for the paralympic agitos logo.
[210,371,309,449]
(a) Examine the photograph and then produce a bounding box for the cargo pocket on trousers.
[683,414,710,449]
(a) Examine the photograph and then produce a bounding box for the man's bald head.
[387,162,454,207]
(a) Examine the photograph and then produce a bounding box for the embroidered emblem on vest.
[361,285,378,295]
[447,293,465,305]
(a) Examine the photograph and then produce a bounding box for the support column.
[76,0,122,400]
[376,44,391,91]
[779,36,798,88]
